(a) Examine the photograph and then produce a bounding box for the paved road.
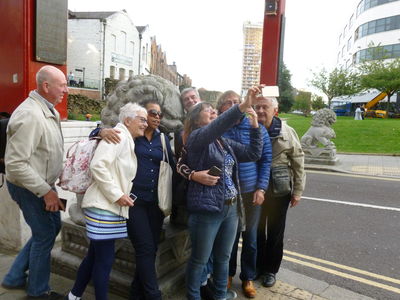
[281,170,400,300]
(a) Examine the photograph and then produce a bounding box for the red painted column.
[260,0,286,86]
[0,0,67,119]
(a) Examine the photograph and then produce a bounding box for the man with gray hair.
[2,65,67,299]
[180,87,201,113]
[254,96,305,288]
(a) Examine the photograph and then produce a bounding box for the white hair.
[118,103,147,123]
[265,97,279,109]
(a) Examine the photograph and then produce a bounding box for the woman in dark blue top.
[127,99,175,300]
[183,86,263,300]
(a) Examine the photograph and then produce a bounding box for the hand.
[44,189,63,212]
[239,85,264,112]
[191,170,220,186]
[246,107,259,128]
[116,194,134,207]
[290,195,301,208]
[252,189,265,205]
[100,128,121,144]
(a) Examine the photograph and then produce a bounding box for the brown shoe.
[242,280,256,298]
[227,276,233,289]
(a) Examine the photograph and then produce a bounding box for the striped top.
[84,207,128,240]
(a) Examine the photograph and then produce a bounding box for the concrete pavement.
[0,153,396,299]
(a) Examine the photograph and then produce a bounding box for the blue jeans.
[71,239,115,300]
[186,204,238,300]
[229,192,261,280]
[2,181,61,297]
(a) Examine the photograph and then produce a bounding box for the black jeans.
[127,199,164,300]
[256,191,291,275]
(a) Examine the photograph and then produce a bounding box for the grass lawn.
[68,113,101,121]
[279,113,400,155]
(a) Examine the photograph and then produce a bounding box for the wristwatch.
[258,189,266,194]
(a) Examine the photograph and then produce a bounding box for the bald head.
[36,65,68,105]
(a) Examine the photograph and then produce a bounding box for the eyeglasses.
[147,109,163,119]
[136,117,148,124]
[202,107,214,113]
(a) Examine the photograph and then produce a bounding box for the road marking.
[284,250,400,285]
[306,170,400,182]
[283,255,400,294]
[302,196,400,212]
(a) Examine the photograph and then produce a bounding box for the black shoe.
[200,280,215,300]
[27,291,64,299]
[1,282,26,290]
[262,273,276,287]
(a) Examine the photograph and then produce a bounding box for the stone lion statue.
[101,74,185,132]
[301,108,337,149]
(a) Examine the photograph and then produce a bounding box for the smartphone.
[261,86,280,97]
[208,166,222,177]
[129,193,138,202]
[59,198,67,211]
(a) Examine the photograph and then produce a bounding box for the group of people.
[1,65,305,300]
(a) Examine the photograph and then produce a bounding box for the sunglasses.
[147,109,163,119]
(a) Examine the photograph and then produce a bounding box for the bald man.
[2,66,67,299]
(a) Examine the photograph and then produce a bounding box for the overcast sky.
[68,0,361,93]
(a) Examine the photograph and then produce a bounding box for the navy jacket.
[185,105,262,214]
[223,117,272,194]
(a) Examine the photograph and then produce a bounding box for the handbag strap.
[160,133,169,164]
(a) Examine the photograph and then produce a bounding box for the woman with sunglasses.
[183,86,263,300]
[126,99,175,300]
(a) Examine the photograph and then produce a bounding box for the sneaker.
[27,291,64,299]
[242,280,256,298]
[226,289,237,299]
[200,282,214,300]
[262,273,276,288]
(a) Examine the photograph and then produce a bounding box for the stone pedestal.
[303,147,338,165]
[52,218,190,298]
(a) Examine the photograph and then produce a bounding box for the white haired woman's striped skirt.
[84,207,128,240]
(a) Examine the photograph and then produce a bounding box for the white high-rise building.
[241,21,263,96]
[337,0,400,69]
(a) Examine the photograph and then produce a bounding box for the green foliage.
[309,67,361,107]
[358,49,400,116]
[311,94,326,110]
[293,91,312,116]
[278,63,295,112]
[280,113,400,154]
[67,94,104,117]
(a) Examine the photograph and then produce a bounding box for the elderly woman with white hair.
[66,103,148,300]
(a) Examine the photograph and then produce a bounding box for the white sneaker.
[226,289,237,299]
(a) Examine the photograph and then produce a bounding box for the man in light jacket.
[255,96,305,288]
[2,66,67,299]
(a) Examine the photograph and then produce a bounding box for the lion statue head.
[311,108,337,127]
[101,74,185,132]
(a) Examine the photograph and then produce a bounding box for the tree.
[309,67,361,108]
[293,91,311,116]
[278,63,295,112]
[358,47,400,118]
[311,94,326,110]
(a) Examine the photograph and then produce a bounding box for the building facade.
[241,21,263,95]
[68,10,140,98]
[337,0,400,68]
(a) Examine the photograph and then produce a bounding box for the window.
[355,42,400,63]
[339,34,342,45]
[349,14,354,29]
[110,66,115,79]
[342,45,346,57]
[357,0,399,16]
[111,34,116,52]
[355,14,400,40]
[347,37,352,51]
[130,41,135,56]
[121,31,127,54]
[119,68,125,80]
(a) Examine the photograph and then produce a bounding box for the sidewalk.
[306,153,400,178]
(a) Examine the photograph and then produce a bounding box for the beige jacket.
[82,123,137,219]
[6,91,64,197]
[271,121,305,197]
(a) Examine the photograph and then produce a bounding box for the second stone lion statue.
[301,108,337,149]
